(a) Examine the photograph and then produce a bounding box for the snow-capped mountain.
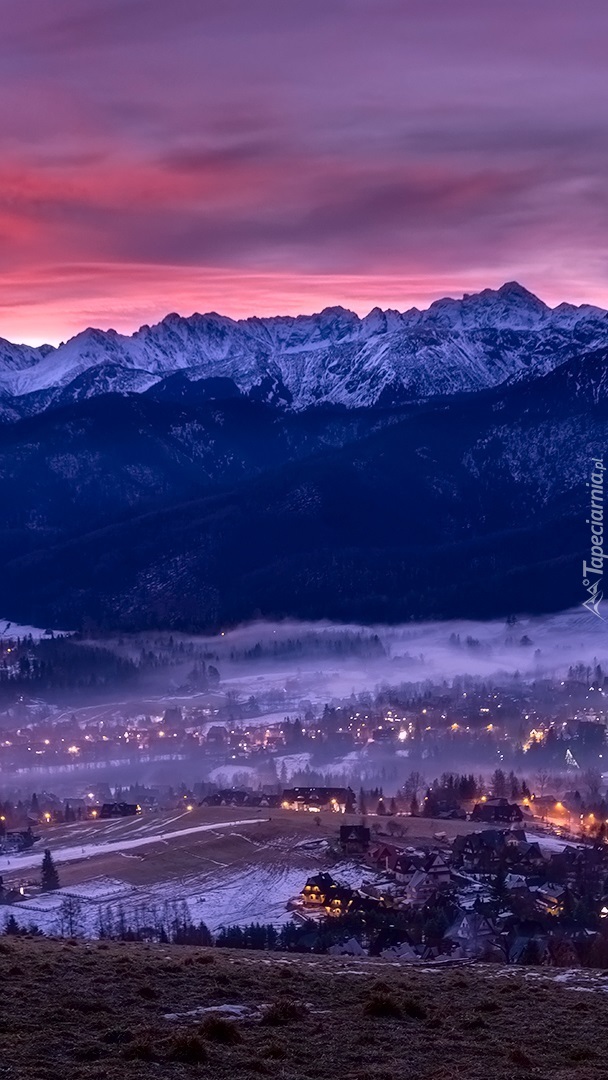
[2,282,608,415]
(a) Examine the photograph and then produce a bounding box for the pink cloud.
[0,0,607,342]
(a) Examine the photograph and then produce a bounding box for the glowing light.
[186,804,194,811]
[398,730,408,742]
[67,745,79,754]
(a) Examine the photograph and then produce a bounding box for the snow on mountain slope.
[2,282,608,413]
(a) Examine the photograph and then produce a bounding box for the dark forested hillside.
[0,347,603,631]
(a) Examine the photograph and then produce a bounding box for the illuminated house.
[301,873,354,916]
[301,872,333,905]
[281,787,356,813]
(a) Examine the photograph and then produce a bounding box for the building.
[99,802,141,818]
[444,911,498,959]
[471,798,523,824]
[301,873,354,916]
[0,828,39,855]
[339,824,370,854]
[281,787,356,813]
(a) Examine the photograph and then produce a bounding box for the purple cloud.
[0,0,607,342]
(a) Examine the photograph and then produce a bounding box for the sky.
[1,0,607,345]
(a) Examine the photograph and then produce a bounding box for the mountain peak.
[496,281,541,301]
[426,281,549,330]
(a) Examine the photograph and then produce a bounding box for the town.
[289,809,608,966]
[1,628,607,797]
[3,772,608,970]
[3,622,608,968]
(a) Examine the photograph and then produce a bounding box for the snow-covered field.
[0,619,72,640]
[5,863,308,937]
[0,805,381,939]
[0,817,267,876]
[2,836,371,939]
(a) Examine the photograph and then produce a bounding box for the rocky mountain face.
[0,284,605,631]
[2,282,608,414]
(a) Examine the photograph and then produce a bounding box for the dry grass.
[1,938,608,1079]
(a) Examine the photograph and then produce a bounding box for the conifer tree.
[41,848,60,892]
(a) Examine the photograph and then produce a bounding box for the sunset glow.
[2,0,608,344]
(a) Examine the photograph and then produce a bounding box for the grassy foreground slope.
[1,939,608,1080]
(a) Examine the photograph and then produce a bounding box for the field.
[2,808,562,939]
[2,936,608,1079]
[0,808,485,936]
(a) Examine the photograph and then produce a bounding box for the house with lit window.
[301,873,354,916]
[281,787,356,813]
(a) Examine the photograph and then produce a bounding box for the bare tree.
[582,768,603,802]
[534,769,550,797]
[56,896,83,939]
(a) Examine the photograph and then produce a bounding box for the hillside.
[1,351,602,629]
[1,936,607,1079]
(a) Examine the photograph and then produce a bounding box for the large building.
[281,786,356,813]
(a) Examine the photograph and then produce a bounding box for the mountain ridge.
[2,282,608,416]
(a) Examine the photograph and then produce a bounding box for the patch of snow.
[208,764,258,785]
[164,1004,254,1021]
[0,619,72,640]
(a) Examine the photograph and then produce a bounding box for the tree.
[41,849,60,892]
[491,769,507,798]
[534,769,550,797]
[508,771,521,800]
[583,768,602,802]
[358,788,367,816]
[403,771,424,801]
[57,896,83,938]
